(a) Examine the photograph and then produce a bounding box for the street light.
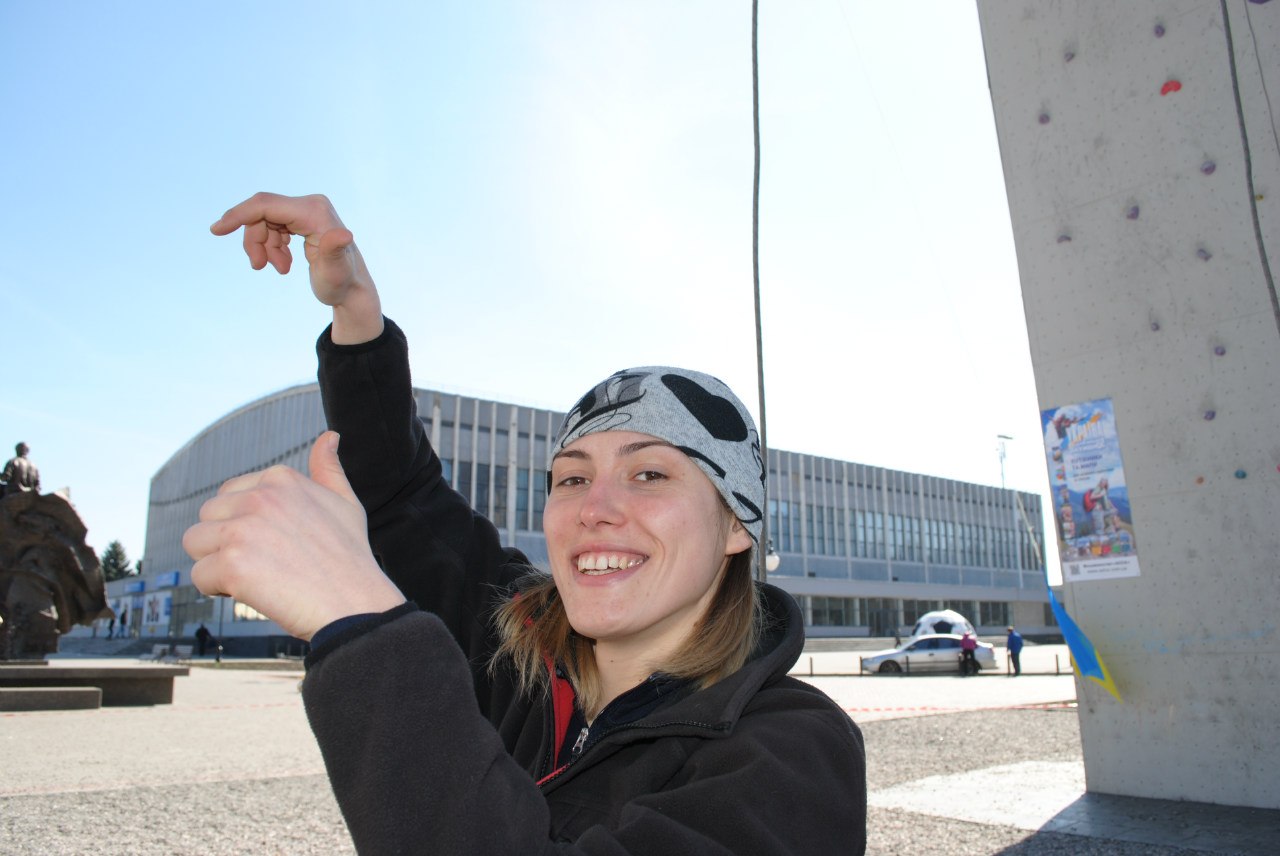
[997,434,1013,489]
[765,540,781,573]
[751,0,770,584]
[216,596,225,663]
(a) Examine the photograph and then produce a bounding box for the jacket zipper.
[535,725,587,786]
[537,719,728,789]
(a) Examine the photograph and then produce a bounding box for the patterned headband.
[550,367,765,544]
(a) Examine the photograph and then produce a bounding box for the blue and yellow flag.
[1045,586,1122,702]
[1015,493,1122,702]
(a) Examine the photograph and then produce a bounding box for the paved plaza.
[2,644,1277,854]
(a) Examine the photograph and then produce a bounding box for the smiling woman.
[186,192,867,855]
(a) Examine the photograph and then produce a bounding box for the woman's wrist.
[331,285,385,344]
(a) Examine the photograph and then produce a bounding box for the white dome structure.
[909,609,975,639]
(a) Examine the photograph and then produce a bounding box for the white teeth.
[576,553,646,573]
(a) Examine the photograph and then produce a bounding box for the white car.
[860,634,997,674]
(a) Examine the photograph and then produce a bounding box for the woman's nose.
[579,478,623,527]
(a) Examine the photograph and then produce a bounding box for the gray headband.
[550,366,765,544]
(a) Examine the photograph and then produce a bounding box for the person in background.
[184,192,867,854]
[195,623,213,657]
[960,631,978,676]
[1006,625,1024,676]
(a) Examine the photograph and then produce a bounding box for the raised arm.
[186,192,406,641]
[194,192,529,650]
[210,192,383,344]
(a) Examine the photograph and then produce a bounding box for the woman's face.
[544,430,752,657]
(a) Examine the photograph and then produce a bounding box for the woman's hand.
[211,192,384,344]
[183,432,405,641]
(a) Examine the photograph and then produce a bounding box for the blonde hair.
[491,548,759,718]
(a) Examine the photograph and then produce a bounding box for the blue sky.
[0,2,1056,576]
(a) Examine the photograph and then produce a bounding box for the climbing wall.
[977,1,1279,808]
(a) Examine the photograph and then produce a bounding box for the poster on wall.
[142,592,172,634]
[1041,397,1141,582]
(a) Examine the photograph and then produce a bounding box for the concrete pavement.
[3,651,1277,854]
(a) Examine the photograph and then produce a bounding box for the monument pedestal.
[0,664,188,706]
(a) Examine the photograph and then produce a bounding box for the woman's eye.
[554,475,588,489]
[635,470,667,482]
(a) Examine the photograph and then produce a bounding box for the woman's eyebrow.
[551,439,677,465]
[617,439,678,456]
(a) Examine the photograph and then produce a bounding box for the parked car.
[860,634,997,674]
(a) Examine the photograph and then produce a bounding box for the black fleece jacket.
[303,318,867,854]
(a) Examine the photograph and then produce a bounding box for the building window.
[834,505,846,557]
[862,597,896,635]
[777,501,793,552]
[517,469,530,530]
[532,468,547,531]
[811,596,857,627]
[492,465,508,529]
[979,601,1010,627]
[902,599,940,628]
[475,463,490,518]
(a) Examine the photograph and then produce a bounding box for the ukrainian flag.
[1047,586,1122,702]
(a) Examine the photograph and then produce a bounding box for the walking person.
[185,192,867,854]
[1007,625,1024,676]
[195,623,212,657]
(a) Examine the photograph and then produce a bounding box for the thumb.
[312,227,355,263]
[308,431,359,505]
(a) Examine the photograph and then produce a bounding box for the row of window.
[772,504,1040,571]
[809,596,1057,632]
[135,586,1053,638]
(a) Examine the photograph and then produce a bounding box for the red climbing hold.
[1161,80,1182,95]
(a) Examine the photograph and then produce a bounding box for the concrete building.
[90,382,1049,655]
[978,0,1280,809]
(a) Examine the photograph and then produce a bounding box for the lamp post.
[997,434,1013,489]
[765,540,781,573]
[751,0,771,583]
[216,596,225,663]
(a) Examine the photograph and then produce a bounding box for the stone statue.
[2,442,41,497]
[0,488,113,659]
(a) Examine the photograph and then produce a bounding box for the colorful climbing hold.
[1201,161,1216,175]
[1038,112,1051,125]
[1150,321,1161,332]
[1064,50,1075,62]
[1196,476,1205,485]
[1204,410,1216,420]
[1235,469,1247,479]
[1214,345,1226,356]
[1197,248,1212,261]
[1057,234,1072,244]
[1161,80,1182,96]
[1154,24,1166,37]
[1126,205,1140,220]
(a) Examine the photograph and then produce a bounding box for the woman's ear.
[724,517,753,557]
